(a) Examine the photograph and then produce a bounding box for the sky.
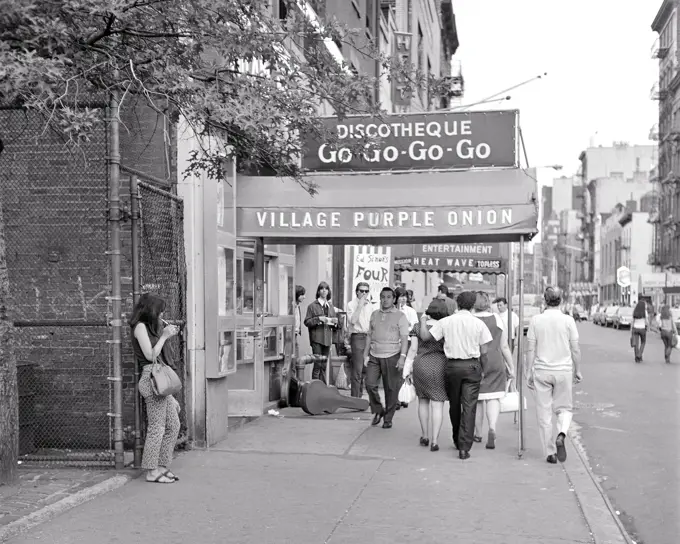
[454,0,661,184]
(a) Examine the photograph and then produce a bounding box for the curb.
[564,431,634,544]
[0,474,132,543]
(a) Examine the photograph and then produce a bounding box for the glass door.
[227,238,265,416]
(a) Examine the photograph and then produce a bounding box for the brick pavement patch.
[0,469,113,527]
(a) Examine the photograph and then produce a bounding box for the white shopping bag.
[499,379,527,413]
[398,378,417,404]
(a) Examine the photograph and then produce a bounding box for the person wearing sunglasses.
[346,282,378,398]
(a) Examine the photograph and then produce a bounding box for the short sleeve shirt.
[526,308,579,372]
[429,310,493,359]
[369,307,411,358]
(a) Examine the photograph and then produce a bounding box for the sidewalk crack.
[324,459,384,544]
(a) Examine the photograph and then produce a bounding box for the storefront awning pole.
[517,237,526,458]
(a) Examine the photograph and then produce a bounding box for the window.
[217,247,235,316]
[426,57,432,109]
[407,0,412,33]
[417,24,424,101]
[236,253,270,315]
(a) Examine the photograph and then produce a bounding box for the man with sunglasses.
[346,282,378,398]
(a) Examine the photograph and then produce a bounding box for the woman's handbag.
[150,354,182,397]
[499,379,526,413]
[398,377,417,404]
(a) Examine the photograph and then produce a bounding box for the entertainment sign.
[394,243,505,273]
[303,110,517,173]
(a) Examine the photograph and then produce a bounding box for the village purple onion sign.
[302,110,517,173]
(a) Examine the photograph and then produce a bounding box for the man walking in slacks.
[363,287,410,429]
[526,287,582,464]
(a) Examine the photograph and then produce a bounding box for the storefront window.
[217,247,234,316]
[263,327,278,358]
[218,330,236,375]
[229,330,256,390]
[236,254,269,315]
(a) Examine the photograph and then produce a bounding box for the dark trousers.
[445,358,483,452]
[631,329,647,361]
[311,342,332,383]
[661,329,674,362]
[366,353,401,424]
[349,334,367,397]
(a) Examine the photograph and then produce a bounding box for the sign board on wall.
[392,32,413,108]
[394,243,504,273]
[351,247,392,304]
[238,205,536,238]
[302,110,517,172]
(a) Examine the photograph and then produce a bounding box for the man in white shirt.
[526,287,582,465]
[419,291,493,460]
[346,282,377,398]
[494,297,519,351]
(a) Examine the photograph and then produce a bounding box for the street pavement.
[4,385,623,544]
[571,321,680,544]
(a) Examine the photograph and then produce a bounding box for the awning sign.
[238,205,536,238]
[302,110,517,172]
[393,242,505,273]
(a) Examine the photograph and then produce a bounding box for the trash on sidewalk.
[267,409,284,418]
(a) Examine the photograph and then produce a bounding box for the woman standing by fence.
[129,293,181,484]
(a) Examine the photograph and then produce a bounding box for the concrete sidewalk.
[3,391,630,544]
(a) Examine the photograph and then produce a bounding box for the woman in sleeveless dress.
[402,299,449,451]
[657,304,677,364]
[472,292,514,450]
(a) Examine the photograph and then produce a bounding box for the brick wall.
[0,102,180,453]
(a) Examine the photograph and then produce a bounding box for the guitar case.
[299,380,369,416]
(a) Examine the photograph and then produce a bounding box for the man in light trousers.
[525,287,582,464]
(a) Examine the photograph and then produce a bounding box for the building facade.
[652,1,680,270]
[577,144,657,296]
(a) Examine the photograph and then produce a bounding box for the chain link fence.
[121,176,187,450]
[0,106,114,466]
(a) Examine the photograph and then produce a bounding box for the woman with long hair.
[631,300,649,363]
[658,305,677,364]
[472,292,515,449]
[304,281,338,383]
[403,299,449,451]
[294,285,306,355]
[129,293,181,484]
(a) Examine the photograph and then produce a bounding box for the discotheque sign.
[302,110,517,172]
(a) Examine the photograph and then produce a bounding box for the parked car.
[514,304,542,335]
[612,307,633,329]
[671,308,680,332]
[604,306,619,327]
[572,304,587,322]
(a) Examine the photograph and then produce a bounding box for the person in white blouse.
[630,300,649,363]
[346,282,378,397]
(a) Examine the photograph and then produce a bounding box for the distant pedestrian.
[419,290,492,460]
[294,285,306,354]
[657,305,677,364]
[395,287,418,410]
[433,284,457,316]
[631,300,649,363]
[403,299,449,451]
[494,297,520,352]
[526,287,582,464]
[346,282,377,397]
[473,292,515,450]
[129,293,181,484]
[304,281,339,383]
[363,287,410,429]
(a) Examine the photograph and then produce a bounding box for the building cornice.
[652,0,676,32]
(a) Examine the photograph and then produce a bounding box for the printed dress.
[411,322,448,401]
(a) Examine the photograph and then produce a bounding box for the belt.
[448,357,479,362]
[351,332,368,336]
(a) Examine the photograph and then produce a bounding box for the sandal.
[146,472,175,484]
[164,471,179,481]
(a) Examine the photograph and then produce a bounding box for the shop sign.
[237,204,536,238]
[395,255,502,271]
[302,110,517,172]
[616,266,631,287]
[392,32,413,108]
